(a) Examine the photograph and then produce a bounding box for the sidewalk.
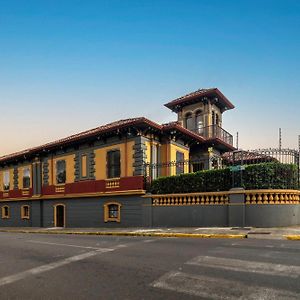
[1,226,300,240]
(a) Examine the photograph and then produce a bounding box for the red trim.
[0,176,146,200]
[0,188,33,199]
[42,185,56,195]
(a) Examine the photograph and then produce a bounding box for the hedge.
[150,162,299,194]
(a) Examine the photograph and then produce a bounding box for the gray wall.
[41,196,151,228]
[151,206,228,227]
[1,198,300,228]
[245,205,300,227]
[0,201,32,227]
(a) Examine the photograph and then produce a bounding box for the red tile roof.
[165,88,235,111]
[162,122,205,142]
[0,117,161,163]
[0,117,208,164]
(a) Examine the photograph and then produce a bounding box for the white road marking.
[143,239,156,243]
[0,248,114,287]
[27,240,113,250]
[187,256,300,278]
[195,227,230,231]
[152,271,299,299]
[212,247,300,261]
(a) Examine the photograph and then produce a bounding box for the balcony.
[191,125,233,146]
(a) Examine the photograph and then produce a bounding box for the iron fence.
[143,148,300,191]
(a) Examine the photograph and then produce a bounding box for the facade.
[0,88,235,228]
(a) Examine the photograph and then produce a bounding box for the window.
[104,202,121,222]
[1,205,10,219]
[185,113,193,130]
[23,167,31,189]
[192,161,205,172]
[81,154,87,178]
[56,160,66,184]
[3,170,10,191]
[21,205,30,219]
[176,151,185,175]
[212,111,216,125]
[107,150,121,179]
[195,111,204,135]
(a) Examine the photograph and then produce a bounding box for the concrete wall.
[1,197,300,228]
[245,205,300,227]
[151,206,228,227]
[0,201,32,227]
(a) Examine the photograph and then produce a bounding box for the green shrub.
[149,162,299,194]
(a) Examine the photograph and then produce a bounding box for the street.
[0,233,300,299]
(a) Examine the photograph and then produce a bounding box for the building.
[0,88,235,228]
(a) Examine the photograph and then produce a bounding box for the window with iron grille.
[107,150,121,179]
[56,160,66,184]
[23,167,31,189]
[104,202,121,222]
[3,170,10,191]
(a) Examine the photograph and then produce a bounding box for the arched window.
[216,114,220,126]
[195,110,204,134]
[1,205,10,219]
[212,111,215,125]
[104,202,122,223]
[185,113,193,130]
[21,205,30,219]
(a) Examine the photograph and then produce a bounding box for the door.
[55,205,65,227]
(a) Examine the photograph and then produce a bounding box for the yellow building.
[0,88,235,228]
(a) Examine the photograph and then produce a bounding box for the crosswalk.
[152,270,299,299]
[151,244,300,299]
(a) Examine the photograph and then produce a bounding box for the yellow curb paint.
[0,229,247,239]
[285,235,300,240]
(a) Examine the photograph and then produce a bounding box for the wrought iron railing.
[143,148,300,191]
[190,125,233,146]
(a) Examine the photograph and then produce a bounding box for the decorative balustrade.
[244,190,300,205]
[149,190,300,206]
[151,192,230,206]
[105,178,120,189]
[55,186,65,193]
[191,125,233,146]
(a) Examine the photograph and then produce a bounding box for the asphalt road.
[0,233,300,300]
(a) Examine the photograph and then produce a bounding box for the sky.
[0,0,300,156]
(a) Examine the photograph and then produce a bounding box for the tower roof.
[164,88,235,112]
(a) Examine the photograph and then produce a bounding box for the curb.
[0,229,247,239]
[285,235,300,241]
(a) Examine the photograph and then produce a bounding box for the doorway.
[54,204,65,227]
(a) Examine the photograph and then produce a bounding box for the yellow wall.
[156,142,190,176]
[145,141,152,164]
[170,143,189,162]
[18,164,32,189]
[52,154,75,184]
[94,140,135,180]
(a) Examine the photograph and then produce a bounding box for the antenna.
[279,128,282,150]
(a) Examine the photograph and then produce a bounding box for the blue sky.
[0,0,299,155]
